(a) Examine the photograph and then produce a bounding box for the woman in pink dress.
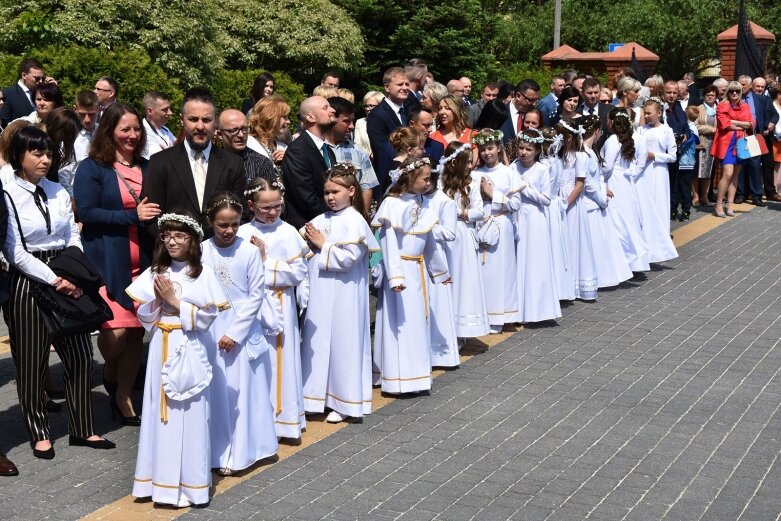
[73,103,160,425]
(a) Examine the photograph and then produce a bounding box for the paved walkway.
[2,204,781,520]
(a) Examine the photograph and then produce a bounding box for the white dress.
[541,155,576,301]
[560,152,599,300]
[238,219,309,438]
[301,207,378,416]
[474,163,522,326]
[126,262,227,507]
[372,194,450,393]
[638,124,679,263]
[201,238,278,471]
[600,134,651,272]
[583,147,633,288]
[513,161,562,323]
[424,190,460,368]
[439,172,490,337]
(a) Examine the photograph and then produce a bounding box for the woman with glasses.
[73,103,161,424]
[355,91,384,159]
[694,84,719,206]
[710,81,754,217]
[3,126,115,459]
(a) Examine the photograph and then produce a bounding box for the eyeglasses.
[221,126,250,136]
[94,87,113,93]
[519,92,540,104]
[728,89,742,94]
[159,233,191,243]
[33,76,45,83]
[253,203,283,213]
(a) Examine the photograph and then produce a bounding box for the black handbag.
[5,190,113,339]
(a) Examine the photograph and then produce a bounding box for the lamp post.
[554,0,561,49]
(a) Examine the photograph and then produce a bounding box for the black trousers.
[2,252,95,442]
[669,161,694,212]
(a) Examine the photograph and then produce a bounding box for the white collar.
[183,138,212,161]
[385,98,403,114]
[17,80,30,95]
[306,130,332,152]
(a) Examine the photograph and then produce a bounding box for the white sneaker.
[175,498,192,508]
[489,325,503,335]
[326,411,348,423]
[216,467,234,476]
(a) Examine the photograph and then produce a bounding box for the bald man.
[459,76,474,105]
[280,96,337,227]
[446,79,465,98]
[217,109,277,182]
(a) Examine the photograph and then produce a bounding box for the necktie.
[516,112,524,133]
[321,143,332,169]
[193,151,207,208]
[33,186,51,234]
[398,106,407,125]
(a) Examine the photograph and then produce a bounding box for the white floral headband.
[158,213,204,240]
[390,157,431,185]
[517,129,545,144]
[544,134,564,157]
[471,130,504,146]
[435,142,472,173]
[205,197,243,217]
[559,119,585,137]
[614,111,631,120]
[244,177,285,197]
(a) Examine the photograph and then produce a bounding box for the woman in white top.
[354,91,384,159]
[2,127,115,459]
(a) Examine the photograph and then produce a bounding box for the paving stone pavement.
[2,204,780,521]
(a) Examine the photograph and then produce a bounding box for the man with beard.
[143,87,246,235]
[281,96,337,228]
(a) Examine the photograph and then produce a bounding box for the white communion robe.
[638,123,679,263]
[238,219,309,438]
[541,155,576,301]
[372,194,450,394]
[301,207,379,417]
[439,172,490,337]
[474,163,522,326]
[126,261,227,507]
[424,189,460,368]
[201,238,278,471]
[560,152,599,300]
[600,134,651,272]
[583,147,634,288]
[513,160,562,323]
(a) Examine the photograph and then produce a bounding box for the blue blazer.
[73,158,154,309]
[746,92,779,132]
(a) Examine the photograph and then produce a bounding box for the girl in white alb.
[238,177,310,439]
[300,164,379,423]
[126,213,227,508]
[373,157,451,393]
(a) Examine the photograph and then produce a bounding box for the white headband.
[158,213,204,240]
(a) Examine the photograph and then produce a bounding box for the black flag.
[734,0,765,79]
[630,47,648,84]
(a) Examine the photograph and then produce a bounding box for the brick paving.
[2,204,781,521]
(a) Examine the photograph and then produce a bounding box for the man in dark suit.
[281,96,337,228]
[683,72,700,107]
[143,87,245,237]
[579,77,611,135]
[467,82,500,128]
[736,76,779,206]
[500,79,540,144]
[374,107,444,198]
[0,58,46,127]
[367,67,410,164]
[0,180,18,477]
[752,78,781,202]
[661,80,692,219]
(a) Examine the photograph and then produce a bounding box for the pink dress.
[99,163,142,329]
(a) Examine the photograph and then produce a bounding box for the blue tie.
[321,143,332,169]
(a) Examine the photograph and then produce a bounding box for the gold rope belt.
[273,289,285,414]
[156,322,182,424]
[400,255,428,319]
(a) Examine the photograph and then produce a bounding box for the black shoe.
[45,399,61,413]
[30,442,55,460]
[68,436,116,450]
[679,210,690,222]
[734,196,746,204]
[670,210,678,220]
[110,398,141,427]
[753,198,766,207]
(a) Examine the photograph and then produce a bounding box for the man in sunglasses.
[0,58,55,127]
[500,78,540,144]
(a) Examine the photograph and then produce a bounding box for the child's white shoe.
[326,411,348,423]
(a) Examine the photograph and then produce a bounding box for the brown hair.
[248,95,290,148]
[325,163,367,220]
[386,158,431,197]
[438,95,468,135]
[152,211,203,278]
[245,176,285,203]
[389,127,424,153]
[89,102,146,166]
[0,120,32,166]
[440,142,472,211]
[608,108,635,161]
[205,191,243,222]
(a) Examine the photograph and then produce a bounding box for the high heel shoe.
[714,205,727,218]
[725,207,736,217]
[110,398,141,426]
[30,441,55,460]
[68,435,116,449]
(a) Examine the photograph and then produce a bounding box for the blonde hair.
[248,95,290,147]
[336,88,355,103]
[363,90,384,105]
[438,95,468,134]
[312,85,338,99]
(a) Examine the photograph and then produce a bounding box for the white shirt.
[509,101,523,133]
[384,98,405,124]
[17,80,32,106]
[58,128,93,196]
[3,176,81,284]
[183,139,211,207]
[305,130,333,158]
[246,135,287,159]
[142,118,176,160]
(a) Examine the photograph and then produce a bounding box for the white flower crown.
[244,177,285,197]
[517,128,545,144]
[158,213,204,240]
[205,197,243,217]
[390,157,431,185]
[559,119,585,137]
[471,130,504,146]
[435,142,472,173]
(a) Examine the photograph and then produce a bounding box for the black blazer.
[280,131,334,229]
[0,83,35,127]
[366,99,405,164]
[687,83,701,107]
[143,143,246,236]
[663,102,690,138]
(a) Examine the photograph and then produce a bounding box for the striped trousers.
[1,250,95,442]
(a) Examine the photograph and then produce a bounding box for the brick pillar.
[717,22,775,80]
